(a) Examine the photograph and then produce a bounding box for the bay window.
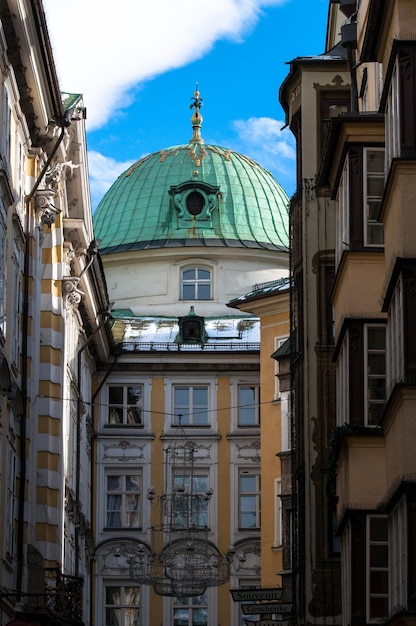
[335,147,384,268]
[336,322,386,427]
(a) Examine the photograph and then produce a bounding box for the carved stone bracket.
[63,277,84,309]
[35,188,60,230]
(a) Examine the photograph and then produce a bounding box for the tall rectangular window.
[106,473,142,529]
[365,325,386,426]
[173,385,208,425]
[367,515,388,622]
[336,158,349,267]
[385,59,400,169]
[5,442,16,558]
[105,584,140,626]
[0,211,7,338]
[275,478,282,547]
[364,149,384,246]
[172,473,209,528]
[389,497,407,610]
[108,385,143,425]
[239,470,260,529]
[387,277,404,393]
[173,592,208,626]
[341,521,352,626]
[1,87,11,166]
[238,385,259,426]
[336,333,350,427]
[9,231,22,369]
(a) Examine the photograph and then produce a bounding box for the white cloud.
[88,151,135,210]
[232,116,296,179]
[43,0,286,130]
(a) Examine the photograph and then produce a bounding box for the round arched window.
[186,191,205,216]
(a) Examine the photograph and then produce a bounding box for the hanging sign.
[241,603,292,615]
[231,588,284,602]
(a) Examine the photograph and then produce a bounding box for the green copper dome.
[93,93,289,254]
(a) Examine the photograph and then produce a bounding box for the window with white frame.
[14,136,24,208]
[9,230,22,369]
[172,472,210,529]
[107,385,143,426]
[275,478,282,547]
[336,332,350,427]
[0,210,7,338]
[364,149,384,246]
[180,267,211,300]
[367,515,388,622]
[280,390,291,452]
[237,384,260,426]
[173,591,208,626]
[389,496,407,611]
[104,583,141,626]
[387,276,404,393]
[341,521,352,626]
[239,470,260,530]
[274,335,289,399]
[238,580,261,626]
[173,385,209,426]
[385,58,400,170]
[5,438,16,558]
[365,325,386,426]
[336,158,350,267]
[105,472,142,529]
[1,85,11,167]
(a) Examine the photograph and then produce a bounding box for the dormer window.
[169,180,220,227]
[186,191,205,216]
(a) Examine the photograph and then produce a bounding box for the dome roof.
[93,93,289,255]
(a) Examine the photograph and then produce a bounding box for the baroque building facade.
[91,91,290,626]
[281,1,416,625]
[0,1,111,624]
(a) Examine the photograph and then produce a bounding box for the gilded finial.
[189,84,204,144]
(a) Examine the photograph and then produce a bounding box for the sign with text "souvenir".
[231,588,284,602]
[241,603,292,615]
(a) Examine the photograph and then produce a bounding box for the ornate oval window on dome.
[181,267,212,300]
[186,191,205,216]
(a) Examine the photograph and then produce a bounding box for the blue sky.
[43,0,330,210]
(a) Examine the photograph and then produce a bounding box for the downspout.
[75,309,110,577]
[17,116,72,593]
[341,16,358,113]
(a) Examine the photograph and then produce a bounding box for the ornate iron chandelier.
[129,426,231,596]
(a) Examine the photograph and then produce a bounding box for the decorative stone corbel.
[35,188,61,229]
[63,277,84,309]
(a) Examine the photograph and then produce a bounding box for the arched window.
[181,267,211,300]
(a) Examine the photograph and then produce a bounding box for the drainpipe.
[341,17,358,113]
[75,308,111,577]
[17,114,72,594]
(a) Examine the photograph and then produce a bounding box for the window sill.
[104,423,144,428]
[104,527,143,532]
